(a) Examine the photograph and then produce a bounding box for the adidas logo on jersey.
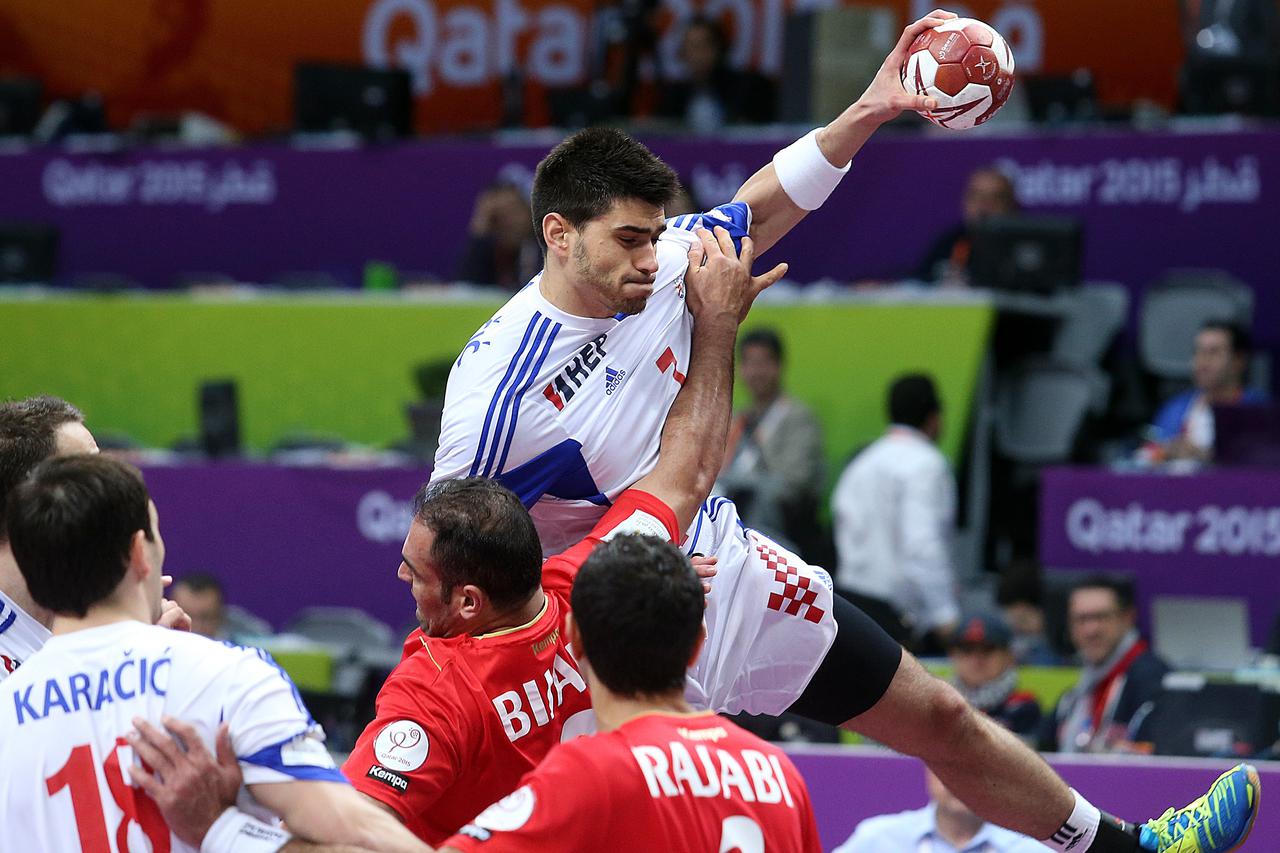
[542,333,609,412]
[604,366,627,396]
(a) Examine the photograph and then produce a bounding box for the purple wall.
[2,128,1277,352]
[788,746,1278,851]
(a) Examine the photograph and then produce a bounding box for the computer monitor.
[969,214,1083,295]
[1145,680,1280,758]
[1024,72,1097,125]
[0,223,58,283]
[0,77,42,137]
[1153,597,1251,671]
[1214,403,1280,467]
[293,63,413,140]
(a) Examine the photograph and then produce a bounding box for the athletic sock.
[1043,788,1102,852]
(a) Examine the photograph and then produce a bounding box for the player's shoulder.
[450,283,550,373]
[662,201,753,244]
[379,638,479,711]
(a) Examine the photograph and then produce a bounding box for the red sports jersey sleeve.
[342,655,476,842]
[541,489,680,595]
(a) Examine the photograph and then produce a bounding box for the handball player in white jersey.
[431,10,1263,852]
[0,454,429,852]
[0,396,190,683]
[431,10,967,722]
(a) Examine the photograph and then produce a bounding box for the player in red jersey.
[440,533,821,853]
[340,226,780,845]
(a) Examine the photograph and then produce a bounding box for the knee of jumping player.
[920,679,984,757]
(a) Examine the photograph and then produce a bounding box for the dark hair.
[0,396,85,543]
[739,327,784,363]
[996,557,1044,608]
[1069,573,1135,611]
[530,128,678,252]
[174,572,224,600]
[571,534,703,697]
[412,478,542,610]
[6,454,154,618]
[1201,320,1253,358]
[888,373,941,429]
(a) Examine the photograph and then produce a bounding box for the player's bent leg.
[845,648,1077,842]
[784,592,901,725]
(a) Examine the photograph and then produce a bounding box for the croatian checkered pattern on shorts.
[756,540,826,624]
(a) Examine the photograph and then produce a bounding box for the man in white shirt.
[832,373,960,652]
[835,768,1046,853]
[0,453,429,852]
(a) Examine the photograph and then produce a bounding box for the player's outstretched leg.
[1137,764,1261,853]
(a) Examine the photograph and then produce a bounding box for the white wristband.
[772,129,851,211]
[1042,789,1100,853]
[201,807,293,853]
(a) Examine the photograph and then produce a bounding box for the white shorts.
[682,497,839,716]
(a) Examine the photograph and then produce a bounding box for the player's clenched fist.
[685,226,788,324]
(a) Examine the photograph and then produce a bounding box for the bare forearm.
[733,102,881,255]
[634,313,739,529]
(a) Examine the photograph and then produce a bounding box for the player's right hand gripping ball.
[900,17,1015,130]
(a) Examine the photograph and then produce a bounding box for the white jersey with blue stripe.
[433,202,752,556]
[0,588,50,681]
[0,620,343,851]
[434,203,839,715]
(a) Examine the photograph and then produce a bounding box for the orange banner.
[0,0,1182,135]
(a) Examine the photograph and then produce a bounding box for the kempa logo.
[604,366,627,396]
[367,765,409,793]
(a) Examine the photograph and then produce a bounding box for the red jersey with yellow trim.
[444,711,823,853]
[342,489,680,845]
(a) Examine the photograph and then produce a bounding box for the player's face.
[1067,587,1132,666]
[1192,328,1241,393]
[948,644,1014,689]
[398,521,463,638]
[569,198,665,317]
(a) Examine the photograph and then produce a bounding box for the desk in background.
[1040,466,1280,646]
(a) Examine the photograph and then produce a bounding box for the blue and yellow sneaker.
[1139,764,1261,852]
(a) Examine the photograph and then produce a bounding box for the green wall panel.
[2,294,992,480]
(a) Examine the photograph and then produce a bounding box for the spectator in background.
[717,328,826,553]
[454,182,541,289]
[832,374,959,653]
[915,166,1018,285]
[947,611,1042,743]
[171,572,226,639]
[1044,575,1169,754]
[997,557,1065,666]
[655,16,776,133]
[834,767,1045,853]
[1146,320,1265,463]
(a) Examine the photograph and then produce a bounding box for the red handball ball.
[899,17,1015,129]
